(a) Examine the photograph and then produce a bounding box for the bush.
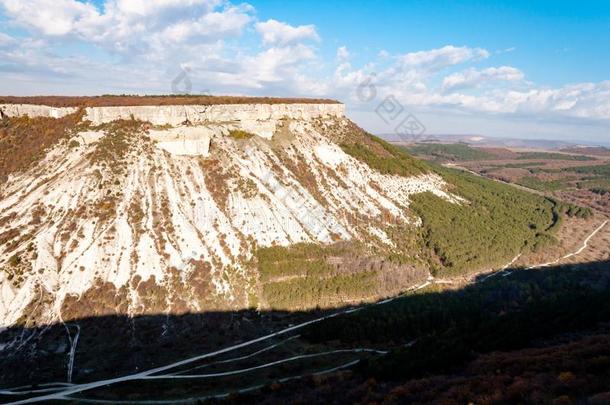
[227,129,255,140]
[8,254,21,267]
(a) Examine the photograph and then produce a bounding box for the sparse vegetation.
[0,95,340,107]
[235,178,258,198]
[90,119,144,171]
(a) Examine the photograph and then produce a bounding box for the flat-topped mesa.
[0,98,346,158]
[83,103,345,126]
[0,100,345,139]
[0,96,343,121]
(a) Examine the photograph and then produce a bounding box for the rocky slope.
[0,102,460,329]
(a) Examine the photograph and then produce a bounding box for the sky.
[0,0,609,144]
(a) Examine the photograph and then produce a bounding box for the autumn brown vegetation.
[0,110,86,183]
[0,95,340,107]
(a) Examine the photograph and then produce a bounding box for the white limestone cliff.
[0,103,345,140]
[0,102,462,328]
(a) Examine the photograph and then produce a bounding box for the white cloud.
[0,0,252,57]
[398,45,489,72]
[0,1,607,129]
[442,66,524,92]
[333,46,610,122]
[0,0,100,36]
[378,49,390,59]
[336,46,349,62]
[255,19,319,46]
[245,44,317,84]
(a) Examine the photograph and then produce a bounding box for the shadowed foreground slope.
[1,260,610,404]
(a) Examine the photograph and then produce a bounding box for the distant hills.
[382,133,608,150]
[560,145,610,156]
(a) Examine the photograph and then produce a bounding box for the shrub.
[8,254,21,267]
[227,129,255,140]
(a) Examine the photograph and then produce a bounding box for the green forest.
[516,151,595,161]
[410,165,560,276]
[566,163,610,177]
[407,143,495,161]
[516,175,570,191]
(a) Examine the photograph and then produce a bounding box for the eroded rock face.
[148,126,215,156]
[0,106,458,328]
[0,104,79,119]
[83,103,345,127]
[0,103,345,139]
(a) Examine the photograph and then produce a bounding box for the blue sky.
[0,0,609,144]
[253,0,610,85]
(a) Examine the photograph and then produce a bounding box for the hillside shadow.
[1,259,610,402]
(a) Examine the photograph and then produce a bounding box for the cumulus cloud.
[442,66,524,92]
[0,0,324,96]
[0,0,252,56]
[398,45,489,72]
[255,19,319,46]
[333,46,609,122]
